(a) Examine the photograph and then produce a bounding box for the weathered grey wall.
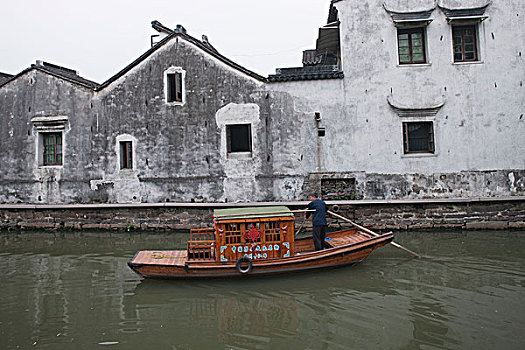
[0,70,96,203]
[91,38,308,203]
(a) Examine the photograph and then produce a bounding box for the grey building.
[1,0,524,204]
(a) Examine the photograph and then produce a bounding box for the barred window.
[224,223,242,245]
[403,122,435,154]
[264,221,281,243]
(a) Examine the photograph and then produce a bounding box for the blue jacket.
[307,199,327,226]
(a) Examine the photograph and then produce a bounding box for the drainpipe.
[314,112,324,171]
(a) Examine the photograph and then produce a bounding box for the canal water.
[1,229,524,350]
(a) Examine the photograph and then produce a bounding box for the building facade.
[0,0,524,204]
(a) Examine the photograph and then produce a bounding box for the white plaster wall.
[270,0,525,177]
[215,102,264,202]
[333,0,525,175]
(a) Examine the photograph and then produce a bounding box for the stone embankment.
[1,197,524,232]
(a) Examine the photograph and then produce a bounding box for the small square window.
[452,25,478,62]
[227,124,252,153]
[397,27,427,64]
[403,122,435,154]
[120,141,133,169]
[43,132,63,165]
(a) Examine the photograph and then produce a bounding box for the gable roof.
[0,61,99,90]
[1,23,266,92]
[96,22,267,90]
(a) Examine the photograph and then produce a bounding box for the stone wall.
[1,198,523,232]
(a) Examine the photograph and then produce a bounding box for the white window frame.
[116,134,137,172]
[164,66,186,106]
[226,123,253,159]
[395,23,431,66]
[31,116,69,168]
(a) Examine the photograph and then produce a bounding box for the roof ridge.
[96,29,266,91]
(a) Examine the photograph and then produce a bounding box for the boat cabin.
[187,206,295,263]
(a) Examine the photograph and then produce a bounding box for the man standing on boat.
[306,193,327,251]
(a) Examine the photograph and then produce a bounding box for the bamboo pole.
[327,210,424,259]
[214,209,315,219]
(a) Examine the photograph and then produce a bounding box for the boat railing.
[188,228,216,261]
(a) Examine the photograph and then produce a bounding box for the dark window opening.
[398,27,427,64]
[43,133,62,165]
[227,124,252,153]
[167,72,183,103]
[452,25,478,62]
[403,122,435,154]
[120,141,133,169]
[318,128,326,137]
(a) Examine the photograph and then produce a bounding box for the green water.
[1,230,524,349]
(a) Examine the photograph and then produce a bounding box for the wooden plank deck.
[132,250,187,266]
[329,231,370,247]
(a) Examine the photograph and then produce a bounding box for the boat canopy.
[213,206,294,222]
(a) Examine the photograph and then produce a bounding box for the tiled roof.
[268,65,343,82]
[438,3,490,18]
[33,61,99,89]
[0,62,99,90]
[0,72,13,85]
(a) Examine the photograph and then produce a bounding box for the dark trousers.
[312,225,326,251]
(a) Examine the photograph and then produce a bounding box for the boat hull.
[128,231,393,279]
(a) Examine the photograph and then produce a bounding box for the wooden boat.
[128,206,393,279]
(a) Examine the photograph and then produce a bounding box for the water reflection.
[1,230,524,349]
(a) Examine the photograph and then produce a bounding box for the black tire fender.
[235,256,252,274]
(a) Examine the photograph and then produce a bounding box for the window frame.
[226,124,252,155]
[42,132,63,166]
[397,26,427,65]
[164,67,186,106]
[452,24,479,63]
[402,121,435,154]
[119,141,133,170]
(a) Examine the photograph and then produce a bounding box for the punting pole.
[294,218,308,237]
[327,210,425,259]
